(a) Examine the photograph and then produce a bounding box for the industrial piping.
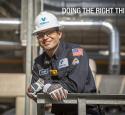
[0,18,20,30]
[0,18,21,50]
[0,19,120,74]
[60,21,120,74]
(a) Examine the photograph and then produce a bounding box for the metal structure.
[0,41,21,50]
[0,19,120,74]
[37,93,125,115]
[0,18,20,30]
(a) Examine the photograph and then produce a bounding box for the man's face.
[35,28,62,51]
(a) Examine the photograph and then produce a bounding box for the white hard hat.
[33,11,61,34]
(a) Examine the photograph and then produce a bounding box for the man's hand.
[26,78,44,102]
[26,85,37,102]
[43,84,68,101]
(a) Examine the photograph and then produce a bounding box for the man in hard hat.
[27,11,100,115]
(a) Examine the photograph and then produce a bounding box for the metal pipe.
[0,41,22,50]
[60,21,120,74]
[44,1,125,9]
[25,0,33,115]
[41,0,44,11]
[0,18,20,30]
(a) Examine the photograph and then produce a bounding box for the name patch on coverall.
[39,68,49,75]
[58,58,69,69]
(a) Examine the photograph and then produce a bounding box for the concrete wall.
[0,73,25,115]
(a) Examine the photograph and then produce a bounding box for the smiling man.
[26,11,100,115]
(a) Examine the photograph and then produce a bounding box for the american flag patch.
[72,48,83,56]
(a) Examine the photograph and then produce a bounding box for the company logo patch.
[72,58,79,65]
[41,17,46,21]
[40,17,49,25]
[72,48,83,56]
[58,58,69,69]
[39,68,49,76]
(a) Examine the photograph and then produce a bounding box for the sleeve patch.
[72,58,80,65]
[72,48,83,56]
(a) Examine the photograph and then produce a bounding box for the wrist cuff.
[43,83,51,93]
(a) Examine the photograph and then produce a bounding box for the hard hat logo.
[41,17,46,21]
[40,17,49,25]
[33,11,61,34]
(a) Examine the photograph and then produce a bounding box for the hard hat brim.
[32,25,61,35]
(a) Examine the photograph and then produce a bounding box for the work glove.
[43,84,68,101]
[26,78,44,101]
[26,85,37,102]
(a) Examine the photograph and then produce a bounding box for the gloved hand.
[26,78,44,101]
[43,84,68,101]
[26,85,37,102]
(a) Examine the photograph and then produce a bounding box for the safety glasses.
[34,28,59,39]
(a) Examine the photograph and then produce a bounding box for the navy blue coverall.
[31,41,100,115]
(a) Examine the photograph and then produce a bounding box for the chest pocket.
[39,68,50,76]
[36,64,50,78]
[58,65,75,78]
